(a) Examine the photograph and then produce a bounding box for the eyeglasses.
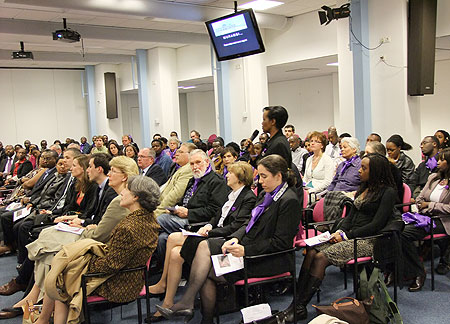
[137,155,151,159]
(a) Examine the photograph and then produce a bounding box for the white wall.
[185,91,216,140]
[118,62,136,92]
[0,69,88,145]
[268,75,335,139]
[419,59,450,140]
[264,12,338,67]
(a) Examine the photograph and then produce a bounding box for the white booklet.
[211,253,244,277]
[54,222,85,235]
[6,202,22,211]
[241,304,272,323]
[304,231,332,246]
[13,206,32,222]
[180,228,203,237]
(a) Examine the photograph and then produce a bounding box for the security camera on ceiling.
[52,18,81,43]
[318,3,351,25]
[11,41,34,60]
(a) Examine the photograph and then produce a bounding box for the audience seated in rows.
[149,162,256,321]
[400,148,450,291]
[8,156,138,314]
[285,153,398,321]
[32,176,160,324]
[1,119,450,323]
[155,149,228,267]
[156,155,301,324]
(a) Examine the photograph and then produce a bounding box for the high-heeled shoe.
[155,305,194,323]
[22,301,42,324]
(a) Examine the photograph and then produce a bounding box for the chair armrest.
[312,220,337,227]
[395,202,414,208]
[244,248,296,260]
[431,214,450,219]
[353,233,386,241]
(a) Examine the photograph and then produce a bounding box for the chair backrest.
[312,198,325,222]
[402,183,412,213]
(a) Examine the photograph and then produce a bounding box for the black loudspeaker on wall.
[104,72,118,119]
[407,0,437,96]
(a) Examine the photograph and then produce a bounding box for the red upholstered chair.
[81,256,152,324]
[233,248,298,323]
[421,215,450,291]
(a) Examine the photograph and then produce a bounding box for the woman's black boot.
[285,276,322,322]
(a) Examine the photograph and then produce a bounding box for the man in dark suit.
[0,149,58,257]
[6,148,33,186]
[0,145,16,186]
[138,148,167,186]
[68,153,117,227]
[156,149,228,263]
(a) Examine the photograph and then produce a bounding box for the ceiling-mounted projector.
[52,18,81,43]
[12,41,34,60]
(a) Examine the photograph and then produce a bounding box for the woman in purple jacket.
[327,137,361,193]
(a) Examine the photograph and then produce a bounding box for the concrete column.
[213,53,269,144]
[146,47,181,140]
[136,49,151,148]
[350,0,372,146]
[85,65,97,138]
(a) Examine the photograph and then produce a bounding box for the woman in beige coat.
[15,156,138,310]
[34,175,160,324]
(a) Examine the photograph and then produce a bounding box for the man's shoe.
[408,275,426,292]
[0,307,23,319]
[0,278,27,296]
[435,262,450,275]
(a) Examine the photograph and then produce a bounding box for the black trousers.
[17,217,35,264]
[0,208,24,247]
[401,219,446,278]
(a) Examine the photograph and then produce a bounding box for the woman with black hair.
[107,140,123,157]
[434,129,450,150]
[286,153,397,321]
[401,148,450,291]
[386,134,415,183]
[156,154,301,324]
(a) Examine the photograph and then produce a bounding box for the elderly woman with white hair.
[327,137,361,193]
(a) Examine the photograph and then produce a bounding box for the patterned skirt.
[314,238,375,266]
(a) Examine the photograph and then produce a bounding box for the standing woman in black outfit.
[286,153,397,321]
[157,154,301,324]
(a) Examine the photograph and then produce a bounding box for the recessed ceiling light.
[183,86,197,90]
[239,0,284,11]
[327,62,339,66]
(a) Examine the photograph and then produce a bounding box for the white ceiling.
[0,0,337,68]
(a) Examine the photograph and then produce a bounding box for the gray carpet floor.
[1,252,449,324]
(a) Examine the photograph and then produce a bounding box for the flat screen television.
[205,9,265,61]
